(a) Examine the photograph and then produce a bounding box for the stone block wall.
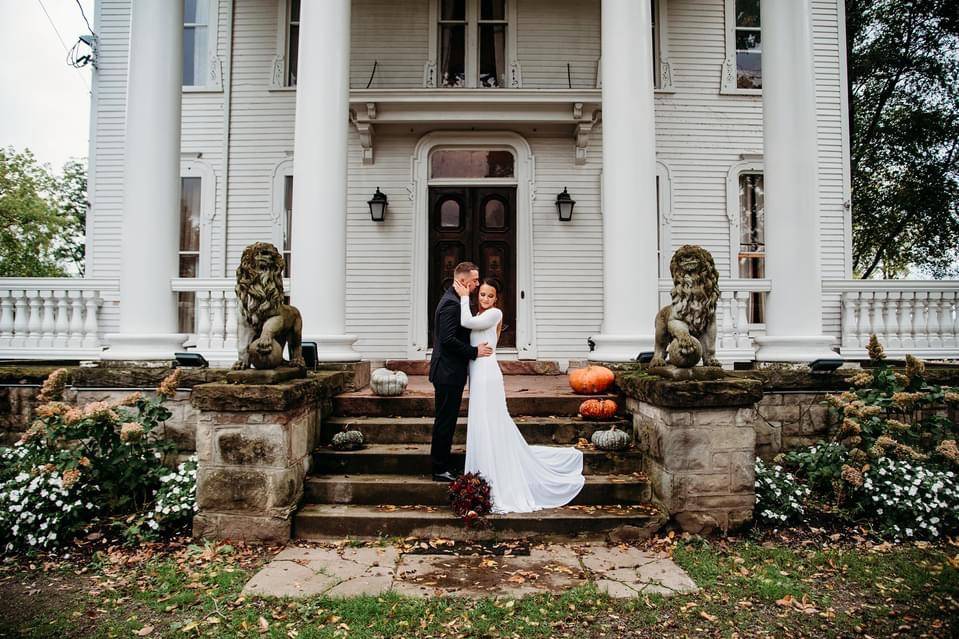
[629,398,757,534]
[754,392,834,460]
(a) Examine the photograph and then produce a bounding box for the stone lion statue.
[650,245,721,368]
[233,242,305,370]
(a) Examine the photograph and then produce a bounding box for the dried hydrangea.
[37,368,69,402]
[61,469,81,489]
[157,369,182,399]
[841,464,864,487]
[112,391,144,407]
[891,392,923,408]
[884,418,911,433]
[18,421,46,444]
[935,439,959,463]
[840,417,862,436]
[119,422,145,442]
[905,354,926,382]
[35,402,70,419]
[944,391,959,404]
[849,447,870,463]
[849,371,874,387]
[82,401,118,422]
[866,334,886,362]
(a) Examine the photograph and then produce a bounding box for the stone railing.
[658,278,771,363]
[172,278,292,365]
[0,278,117,359]
[825,280,959,359]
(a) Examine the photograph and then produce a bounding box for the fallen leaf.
[699,611,718,623]
[136,626,154,636]
[258,616,269,633]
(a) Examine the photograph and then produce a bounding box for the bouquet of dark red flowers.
[448,472,493,528]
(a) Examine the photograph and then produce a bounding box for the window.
[271,0,300,87]
[722,0,762,93]
[429,0,517,88]
[283,175,293,277]
[177,177,202,333]
[430,149,515,179]
[183,0,210,87]
[286,0,300,87]
[738,173,765,322]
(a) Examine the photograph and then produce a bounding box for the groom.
[429,261,493,482]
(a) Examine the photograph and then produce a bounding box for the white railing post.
[950,291,959,349]
[82,291,101,349]
[870,291,886,347]
[194,290,212,351]
[927,291,942,350]
[53,290,70,349]
[26,290,43,348]
[719,291,735,350]
[901,291,917,350]
[12,291,28,348]
[210,290,226,351]
[225,290,238,355]
[68,290,84,348]
[841,291,856,352]
[0,290,13,346]
[884,290,901,350]
[735,292,750,350]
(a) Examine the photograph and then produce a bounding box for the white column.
[290,0,359,361]
[103,0,186,359]
[753,0,836,362]
[589,0,660,362]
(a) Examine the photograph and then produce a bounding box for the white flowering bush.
[0,368,191,552]
[853,457,959,540]
[754,458,811,525]
[126,455,198,540]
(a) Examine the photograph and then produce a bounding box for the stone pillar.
[589,0,660,362]
[104,1,186,359]
[191,379,326,541]
[289,0,360,361]
[753,0,836,362]
[624,371,763,534]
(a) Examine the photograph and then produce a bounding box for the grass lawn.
[1,531,956,638]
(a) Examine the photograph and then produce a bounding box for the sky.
[0,0,94,172]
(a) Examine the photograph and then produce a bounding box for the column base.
[754,335,838,363]
[588,334,655,363]
[306,334,361,362]
[101,333,188,361]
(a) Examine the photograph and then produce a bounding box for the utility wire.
[74,0,95,36]
[36,0,91,92]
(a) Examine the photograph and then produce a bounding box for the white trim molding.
[270,0,296,89]
[270,157,294,250]
[180,158,218,279]
[726,156,764,278]
[655,160,673,278]
[720,0,762,96]
[653,0,674,92]
[409,131,537,358]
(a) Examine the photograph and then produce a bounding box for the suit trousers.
[431,382,465,474]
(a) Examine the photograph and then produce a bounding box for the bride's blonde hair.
[480,278,504,338]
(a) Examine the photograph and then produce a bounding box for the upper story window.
[271,0,300,88]
[429,0,518,88]
[286,0,300,87]
[183,0,210,86]
[722,0,762,94]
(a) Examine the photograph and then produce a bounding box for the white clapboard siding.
[351,0,429,88]
[86,0,852,358]
[517,0,601,89]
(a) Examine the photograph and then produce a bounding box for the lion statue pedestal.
[649,245,723,376]
[227,242,306,382]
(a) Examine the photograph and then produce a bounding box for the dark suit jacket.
[428,288,478,386]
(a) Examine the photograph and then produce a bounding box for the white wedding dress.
[459,297,585,514]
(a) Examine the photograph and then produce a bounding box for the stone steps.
[322,416,632,446]
[293,503,665,541]
[332,393,620,418]
[383,359,563,376]
[311,444,642,476]
[304,473,651,506]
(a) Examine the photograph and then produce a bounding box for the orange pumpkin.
[568,365,615,394]
[579,399,618,420]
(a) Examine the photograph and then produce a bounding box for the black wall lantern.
[368,187,388,222]
[555,187,575,221]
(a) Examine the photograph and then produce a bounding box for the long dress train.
[459,297,585,514]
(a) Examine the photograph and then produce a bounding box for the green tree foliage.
[847,0,959,279]
[0,148,86,277]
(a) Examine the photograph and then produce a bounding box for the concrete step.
[293,503,665,541]
[333,392,620,418]
[383,359,563,376]
[322,416,633,446]
[311,444,642,476]
[304,473,651,506]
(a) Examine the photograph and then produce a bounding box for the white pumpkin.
[370,368,409,396]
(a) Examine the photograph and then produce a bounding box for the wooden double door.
[428,186,517,349]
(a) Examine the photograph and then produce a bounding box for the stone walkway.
[242,543,698,599]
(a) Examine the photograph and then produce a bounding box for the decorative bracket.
[270,55,285,88]
[423,61,437,88]
[350,102,377,165]
[573,105,601,166]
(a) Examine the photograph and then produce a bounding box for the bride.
[452,277,585,514]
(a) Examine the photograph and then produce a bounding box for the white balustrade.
[825,281,959,359]
[658,278,771,364]
[0,279,116,359]
[172,278,292,366]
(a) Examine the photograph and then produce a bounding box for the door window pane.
[483,198,505,229]
[430,150,514,178]
[440,199,462,228]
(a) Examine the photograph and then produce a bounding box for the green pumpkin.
[590,425,631,451]
[331,429,365,450]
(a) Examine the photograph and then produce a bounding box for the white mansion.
[2,0,958,366]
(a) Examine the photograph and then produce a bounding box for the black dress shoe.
[432,471,457,483]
